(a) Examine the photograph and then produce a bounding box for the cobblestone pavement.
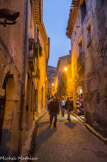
[29,113,107,162]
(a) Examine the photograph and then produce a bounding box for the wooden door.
[0,97,5,144]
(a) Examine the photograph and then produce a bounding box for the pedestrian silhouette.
[48,96,59,128]
[60,96,66,117]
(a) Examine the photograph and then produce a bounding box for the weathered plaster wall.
[57,55,71,97]
[0,0,25,156]
[71,0,107,137]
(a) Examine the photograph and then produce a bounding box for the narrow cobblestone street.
[29,113,107,162]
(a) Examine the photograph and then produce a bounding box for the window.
[81,0,87,23]
[78,40,82,55]
[77,39,84,72]
[87,25,91,47]
[97,0,105,10]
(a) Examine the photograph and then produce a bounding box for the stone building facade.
[46,78,52,98]
[53,74,58,96]
[0,0,49,156]
[66,0,107,137]
[46,66,56,98]
[57,55,72,98]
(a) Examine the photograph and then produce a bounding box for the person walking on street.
[58,96,61,115]
[47,96,53,110]
[48,96,59,128]
[65,97,73,121]
[60,96,66,117]
[70,97,74,111]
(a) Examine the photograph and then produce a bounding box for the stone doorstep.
[71,112,85,123]
[20,111,47,162]
[71,112,107,143]
[85,124,107,143]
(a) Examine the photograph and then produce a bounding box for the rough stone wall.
[46,79,52,97]
[0,0,25,74]
[71,0,107,137]
[46,66,57,96]
[0,0,25,156]
[57,55,71,97]
[53,74,58,96]
[0,0,49,156]
[38,31,47,115]
[21,1,34,150]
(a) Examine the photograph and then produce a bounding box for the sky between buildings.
[43,0,72,67]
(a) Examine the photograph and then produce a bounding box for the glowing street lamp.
[64,67,67,72]
[52,83,54,86]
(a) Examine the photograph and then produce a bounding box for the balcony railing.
[29,51,34,62]
[28,51,35,72]
[29,38,34,50]
[34,42,39,57]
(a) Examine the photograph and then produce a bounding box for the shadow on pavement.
[36,125,56,150]
[28,123,56,159]
[38,121,49,128]
[36,126,56,150]
[64,121,76,129]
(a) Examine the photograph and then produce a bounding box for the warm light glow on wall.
[64,67,68,72]
[80,89,83,94]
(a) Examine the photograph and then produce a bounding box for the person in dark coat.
[65,97,73,121]
[48,96,59,128]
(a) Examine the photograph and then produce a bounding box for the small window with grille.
[78,40,82,55]
[97,0,105,11]
[87,25,91,48]
[81,0,87,24]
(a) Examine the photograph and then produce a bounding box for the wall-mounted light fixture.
[0,8,20,27]
[64,67,68,72]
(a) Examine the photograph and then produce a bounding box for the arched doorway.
[76,86,84,119]
[0,73,17,156]
[0,97,5,143]
[0,74,8,144]
[77,86,83,95]
[0,84,6,144]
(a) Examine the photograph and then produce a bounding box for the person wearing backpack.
[60,96,66,117]
[48,96,59,128]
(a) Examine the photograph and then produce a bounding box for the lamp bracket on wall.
[0,8,20,27]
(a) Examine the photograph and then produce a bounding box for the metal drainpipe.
[19,0,29,131]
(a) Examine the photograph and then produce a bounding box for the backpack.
[61,100,65,106]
